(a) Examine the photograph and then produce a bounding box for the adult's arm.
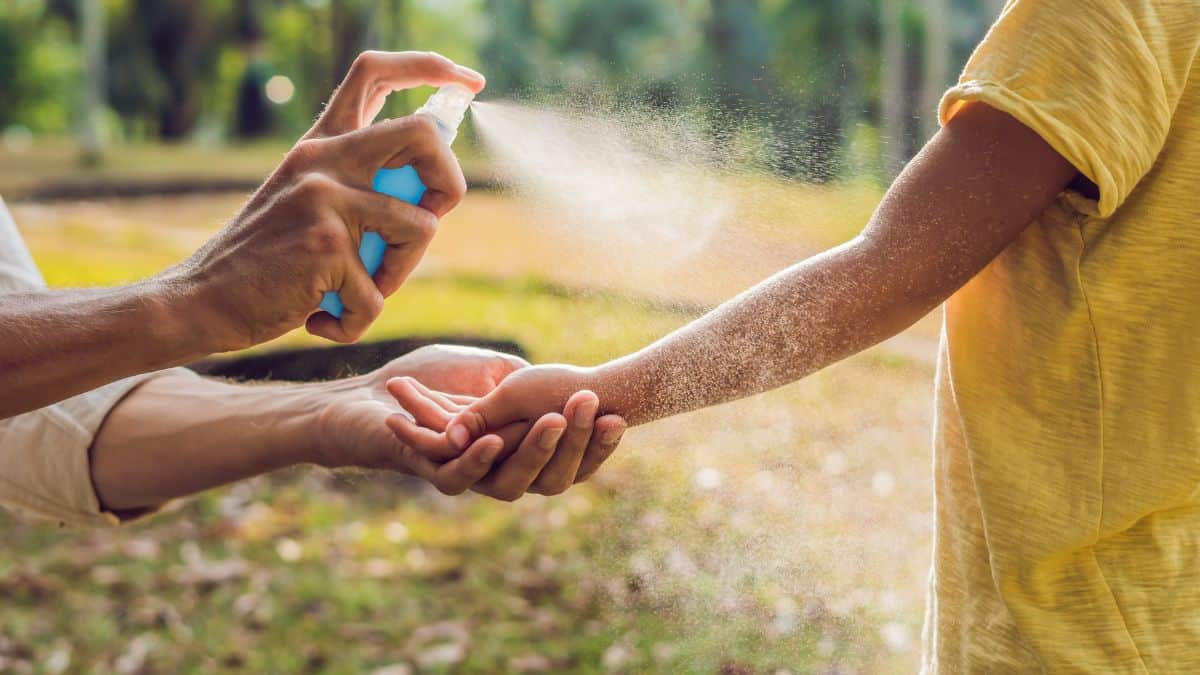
[89,345,626,515]
[393,103,1079,456]
[0,52,484,419]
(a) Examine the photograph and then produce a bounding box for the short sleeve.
[0,196,45,292]
[940,0,1200,217]
[0,372,186,528]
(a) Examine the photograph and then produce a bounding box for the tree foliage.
[1,0,1002,176]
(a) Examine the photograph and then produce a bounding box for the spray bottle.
[319,83,476,318]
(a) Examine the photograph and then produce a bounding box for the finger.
[575,415,628,483]
[413,147,467,218]
[406,378,468,413]
[335,187,439,297]
[334,116,467,218]
[305,255,383,343]
[388,376,466,422]
[473,414,566,502]
[386,414,462,462]
[447,389,524,452]
[429,435,504,496]
[386,377,452,429]
[315,51,486,136]
[529,391,598,496]
[445,394,477,406]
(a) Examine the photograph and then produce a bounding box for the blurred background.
[1,1,1003,673]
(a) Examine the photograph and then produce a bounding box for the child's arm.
[393,103,1078,455]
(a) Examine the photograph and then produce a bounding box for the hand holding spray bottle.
[319,83,476,318]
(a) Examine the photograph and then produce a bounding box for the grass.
[1,181,933,673]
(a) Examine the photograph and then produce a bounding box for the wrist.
[263,380,341,468]
[590,358,650,425]
[145,266,229,359]
[118,273,218,369]
[298,375,371,469]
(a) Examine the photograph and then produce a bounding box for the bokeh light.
[265,75,295,105]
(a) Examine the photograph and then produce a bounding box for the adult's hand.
[309,345,524,493]
[177,51,485,351]
[91,344,517,513]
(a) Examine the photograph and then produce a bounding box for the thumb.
[447,389,521,451]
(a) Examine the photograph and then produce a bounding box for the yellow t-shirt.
[927,0,1200,672]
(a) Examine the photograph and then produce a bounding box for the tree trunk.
[837,0,861,137]
[920,0,950,142]
[881,0,907,176]
[331,0,378,84]
[79,0,106,163]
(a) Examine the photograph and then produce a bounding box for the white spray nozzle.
[416,83,475,144]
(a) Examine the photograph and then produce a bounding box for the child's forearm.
[591,103,1079,426]
[593,236,931,425]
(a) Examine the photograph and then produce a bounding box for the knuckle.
[366,292,385,319]
[288,138,324,167]
[406,113,439,141]
[447,170,468,203]
[350,50,382,75]
[409,208,438,241]
[293,171,338,202]
[436,480,465,496]
[305,220,346,257]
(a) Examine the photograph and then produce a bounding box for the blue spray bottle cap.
[318,83,475,318]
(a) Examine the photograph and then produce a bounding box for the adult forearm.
[89,370,326,513]
[0,273,215,418]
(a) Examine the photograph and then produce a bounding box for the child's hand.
[445,364,598,445]
[385,371,625,499]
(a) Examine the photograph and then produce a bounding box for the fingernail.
[479,443,499,465]
[457,65,484,83]
[540,427,565,450]
[574,398,599,426]
[449,424,470,450]
[601,428,624,445]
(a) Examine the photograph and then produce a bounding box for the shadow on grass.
[189,336,526,382]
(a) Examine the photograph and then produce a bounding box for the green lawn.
[0,188,932,674]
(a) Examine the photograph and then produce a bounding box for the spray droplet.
[871,470,896,498]
[880,621,912,652]
[823,452,848,476]
[695,467,723,490]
